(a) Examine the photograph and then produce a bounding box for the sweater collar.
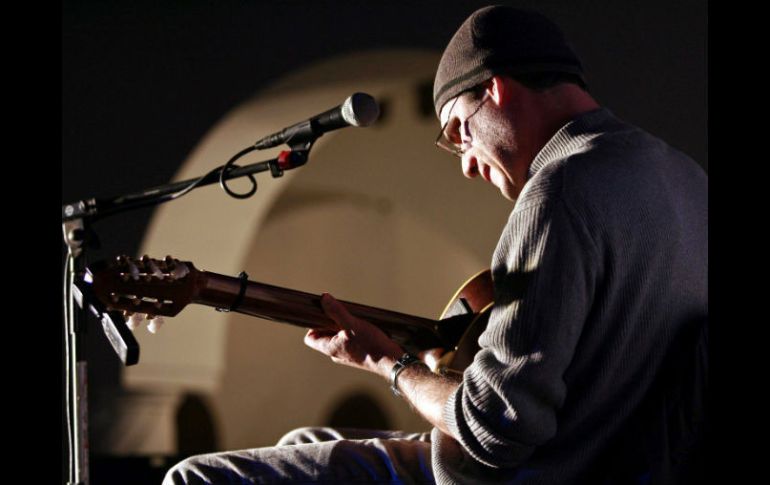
[527,107,615,181]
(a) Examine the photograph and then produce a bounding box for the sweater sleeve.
[443,195,599,469]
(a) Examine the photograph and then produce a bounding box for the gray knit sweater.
[431,108,708,484]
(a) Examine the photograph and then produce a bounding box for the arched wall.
[112,50,514,453]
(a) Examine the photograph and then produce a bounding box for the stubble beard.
[474,107,520,201]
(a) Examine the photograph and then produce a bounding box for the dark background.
[62,0,707,482]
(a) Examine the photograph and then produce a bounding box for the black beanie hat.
[433,6,585,117]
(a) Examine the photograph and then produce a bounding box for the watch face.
[398,353,419,365]
[390,353,423,397]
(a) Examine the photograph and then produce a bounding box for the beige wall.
[110,50,513,454]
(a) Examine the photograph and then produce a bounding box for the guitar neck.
[194,271,453,351]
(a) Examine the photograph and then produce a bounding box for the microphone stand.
[62,149,309,222]
[61,146,310,485]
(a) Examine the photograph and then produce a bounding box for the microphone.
[254,92,380,150]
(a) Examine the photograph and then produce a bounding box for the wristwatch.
[389,353,423,397]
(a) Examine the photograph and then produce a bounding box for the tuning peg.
[170,262,190,279]
[162,256,175,275]
[141,255,155,270]
[128,261,140,280]
[146,258,164,279]
[147,316,165,334]
[126,312,144,330]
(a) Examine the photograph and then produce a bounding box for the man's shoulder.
[511,120,707,246]
[524,123,704,209]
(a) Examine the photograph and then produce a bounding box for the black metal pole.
[61,147,310,484]
[62,150,308,223]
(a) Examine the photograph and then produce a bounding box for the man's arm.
[388,354,462,436]
[307,194,599,470]
[304,293,461,438]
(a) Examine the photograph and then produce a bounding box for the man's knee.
[162,454,207,485]
[163,451,275,484]
[276,426,341,446]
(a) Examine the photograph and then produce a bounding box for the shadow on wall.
[176,393,219,456]
[172,390,393,450]
[325,392,392,430]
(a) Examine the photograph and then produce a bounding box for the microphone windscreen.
[342,93,380,127]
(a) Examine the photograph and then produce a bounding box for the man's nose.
[459,119,473,146]
[461,154,479,179]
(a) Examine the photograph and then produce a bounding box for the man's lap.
[163,427,435,484]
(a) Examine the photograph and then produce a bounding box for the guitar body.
[86,255,495,373]
[436,269,494,372]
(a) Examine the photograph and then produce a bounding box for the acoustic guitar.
[84,255,494,372]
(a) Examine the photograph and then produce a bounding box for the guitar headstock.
[85,255,200,319]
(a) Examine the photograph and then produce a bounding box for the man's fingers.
[304,328,346,355]
[320,293,354,331]
[304,329,323,350]
[305,328,336,344]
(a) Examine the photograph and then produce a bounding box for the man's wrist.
[389,353,428,397]
[374,352,400,379]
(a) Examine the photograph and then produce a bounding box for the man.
[165,6,707,484]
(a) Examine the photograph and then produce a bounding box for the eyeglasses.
[434,92,488,158]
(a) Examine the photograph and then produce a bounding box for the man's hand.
[304,293,404,379]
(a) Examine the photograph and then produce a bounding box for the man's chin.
[496,185,517,202]
[493,179,519,202]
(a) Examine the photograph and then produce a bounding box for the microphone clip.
[270,148,310,178]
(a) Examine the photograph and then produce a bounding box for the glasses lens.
[435,96,463,157]
[435,135,463,157]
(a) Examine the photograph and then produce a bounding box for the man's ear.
[485,75,513,108]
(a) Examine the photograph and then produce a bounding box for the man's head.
[434,6,596,201]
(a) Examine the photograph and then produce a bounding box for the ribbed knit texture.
[433,6,585,116]
[431,108,708,484]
